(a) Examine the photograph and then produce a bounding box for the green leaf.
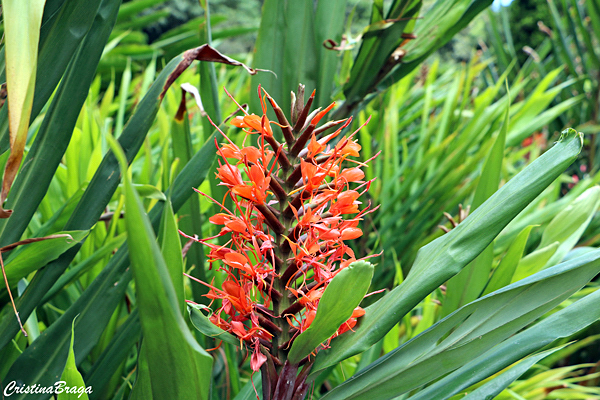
[538,186,600,267]
[116,0,164,22]
[0,0,104,155]
[0,335,25,382]
[3,231,88,286]
[115,183,166,201]
[312,128,583,374]
[281,0,317,109]
[483,225,534,295]
[314,0,347,106]
[342,0,421,112]
[409,276,600,399]
[511,242,559,283]
[251,0,285,113]
[320,249,600,400]
[172,86,207,304]
[443,100,509,315]
[288,261,374,364]
[84,310,141,400]
[41,233,127,304]
[158,200,185,314]
[0,0,46,216]
[129,343,153,400]
[116,137,213,400]
[507,95,585,146]
[0,0,119,247]
[0,42,254,353]
[232,373,262,400]
[57,318,91,400]
[374,0,493,101]
[450,347,562,400]
[188,304,239,347]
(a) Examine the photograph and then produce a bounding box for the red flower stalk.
[184,85,377,400]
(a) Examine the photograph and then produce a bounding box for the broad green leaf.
[320,249,600,400]
[281,0,317,111]
[251,0,285,113]
[314,0,347,106]
[0,0,46,216]
[114,136,213,400]
[443,101,509,315]
[188,303,239,347]
[3,231,87,286]
[57,319,91,400]
[483,225,534,295]
[288,261,374,364]
[312,128,583,374]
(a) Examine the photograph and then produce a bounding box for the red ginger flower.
[183,85,378,395]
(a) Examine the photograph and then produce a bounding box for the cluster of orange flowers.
[184,86,377,372]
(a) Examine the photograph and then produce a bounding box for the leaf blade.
[288,261,374,364]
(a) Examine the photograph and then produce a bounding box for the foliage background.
[0,0,599,399]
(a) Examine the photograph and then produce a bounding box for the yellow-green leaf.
[0,0,46,215]
[57,318,91,400]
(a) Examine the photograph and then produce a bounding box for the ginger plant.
[184,85,377,400]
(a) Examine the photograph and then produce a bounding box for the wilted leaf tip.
[558,128,583,146]
[159,44,260,100]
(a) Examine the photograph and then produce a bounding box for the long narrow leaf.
[321,249,600,399]
[443,102,509,314]
[0,0,46,216]
[113,135,213,400]
[312,128,582,373]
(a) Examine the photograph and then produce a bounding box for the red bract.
[184,85,378,399]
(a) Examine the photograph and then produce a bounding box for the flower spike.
[181,85,378,399]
